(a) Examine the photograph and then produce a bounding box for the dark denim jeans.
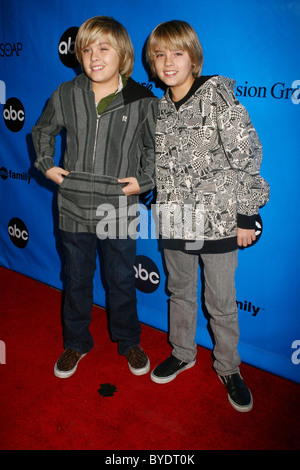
[60,231,141,356]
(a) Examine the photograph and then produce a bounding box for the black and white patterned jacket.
[155,75,269,244]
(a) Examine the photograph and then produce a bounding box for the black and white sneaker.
[151,355,196,384]
[218,372,253,412]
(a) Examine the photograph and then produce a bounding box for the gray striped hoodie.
[32,73,158,233]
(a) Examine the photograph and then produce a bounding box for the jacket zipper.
[92,116,100,172]
[92,104,124,173]
[90,104,125,223]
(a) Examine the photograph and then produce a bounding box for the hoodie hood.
[73,72,155,105]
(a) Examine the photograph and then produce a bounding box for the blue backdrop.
[1,0,299,383]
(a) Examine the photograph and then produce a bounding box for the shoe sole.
[128,358,150,376]
[150,360,196,384]
[54,353,87,379]
[218,375,253,412]
[228,393,253,412]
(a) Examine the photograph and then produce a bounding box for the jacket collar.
[73,73,154,109]
[164,75,216,109]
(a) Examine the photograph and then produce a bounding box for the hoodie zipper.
[92,116,100,172]
[92,104,124,173]
[90,104,124,225]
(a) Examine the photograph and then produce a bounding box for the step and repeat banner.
[1,0,299,383]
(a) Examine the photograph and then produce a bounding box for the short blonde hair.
[146,20,203,78]
[75,16,134,77]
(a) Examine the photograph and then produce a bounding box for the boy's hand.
[237,228,256,247]
[118,177,140,196]
[45,166,69,185]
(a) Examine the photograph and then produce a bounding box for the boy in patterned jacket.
[146,20,269,411]
[32,16,157,379]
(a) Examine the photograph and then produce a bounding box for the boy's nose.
[91,51,99,61]
[164,54,174,66]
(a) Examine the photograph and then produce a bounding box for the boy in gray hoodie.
[32,16,157,379]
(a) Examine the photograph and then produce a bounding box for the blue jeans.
[163,249,241,375]
[60,231,141,356]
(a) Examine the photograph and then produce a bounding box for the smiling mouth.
[91,65,104,71]
[164,71,177,76]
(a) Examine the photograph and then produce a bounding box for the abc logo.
[241,214,263,249]
[3,97,25,132]
[58,27,79,68]
[134,255,160,293]
[0,166,8,180]
[254,214,263,243]
[8,217,29,248]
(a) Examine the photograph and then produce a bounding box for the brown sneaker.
[126,345,150,376]
[54,349,86,378]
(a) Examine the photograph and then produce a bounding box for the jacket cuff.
[34,156,55,175]
[237,213,257,230]
[136,173,155,194]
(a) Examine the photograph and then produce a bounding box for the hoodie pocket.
[58,171,125,225]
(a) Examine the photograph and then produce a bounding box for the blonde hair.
[75,16,134,77]
[146,20,203,78]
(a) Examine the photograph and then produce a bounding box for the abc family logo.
[8,217,29,248]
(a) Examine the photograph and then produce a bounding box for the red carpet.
[0,266,299,451]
